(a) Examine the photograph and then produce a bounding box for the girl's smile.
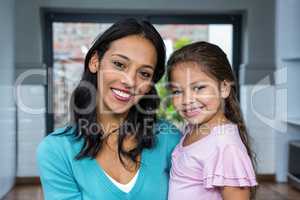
[182,105,205,118]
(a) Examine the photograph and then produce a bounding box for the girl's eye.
[112,61,125,69]
[194,86,206,92]
[171,90,182,96]
[139,71,152,79]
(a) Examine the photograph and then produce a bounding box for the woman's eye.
[140,71,152,79]
[112,61,125,69]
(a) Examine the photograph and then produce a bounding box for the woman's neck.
[98,112,125,135]
[97,111,137,152]
[97,112,123,151]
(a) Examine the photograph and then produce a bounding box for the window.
[44,11,242,131]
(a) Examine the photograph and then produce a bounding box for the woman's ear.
[220,80,231,99]
[88,51,100,73]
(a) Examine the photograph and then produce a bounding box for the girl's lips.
[182,107,203,118]
[111,88,133,102]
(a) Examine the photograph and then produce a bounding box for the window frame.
[42,9,242,133]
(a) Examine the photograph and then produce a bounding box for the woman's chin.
[112,107,131,114]
[104,102,133,115]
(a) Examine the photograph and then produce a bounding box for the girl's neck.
[193,111,230,135]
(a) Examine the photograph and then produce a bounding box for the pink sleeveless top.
[168,123,257,200]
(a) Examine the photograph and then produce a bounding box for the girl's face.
[169,61,230,125]
[89,35,157,114]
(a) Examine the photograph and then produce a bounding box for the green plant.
[156,37,192,124]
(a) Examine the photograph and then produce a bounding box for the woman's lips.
[182,107,203,118]
[111,88,133,102]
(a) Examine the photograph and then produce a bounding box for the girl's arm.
[221,186,250,200]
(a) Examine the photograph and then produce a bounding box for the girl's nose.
[182,90,196,106]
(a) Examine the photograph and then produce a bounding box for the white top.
[103,170,140,193]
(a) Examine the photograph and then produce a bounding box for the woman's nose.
[120,69,136,88]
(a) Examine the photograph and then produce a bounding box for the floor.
[3,182,300,200]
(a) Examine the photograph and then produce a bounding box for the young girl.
[167,41,257,200]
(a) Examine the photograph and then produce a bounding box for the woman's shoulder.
[154,119,182,152]
[155,119,181,140]
[36,126,80,162]
[38,126,75,147]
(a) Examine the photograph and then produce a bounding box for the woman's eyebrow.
[112,53,129,61]
[141,65,155,70]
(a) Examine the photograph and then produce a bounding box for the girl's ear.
[220,80,231,99]
[88,51,100,73]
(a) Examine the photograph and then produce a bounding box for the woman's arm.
[221,186,250,200]
[37,136,82,200]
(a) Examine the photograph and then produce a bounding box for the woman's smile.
[111,87,134,102]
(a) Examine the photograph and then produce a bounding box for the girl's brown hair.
[167,41,257,199]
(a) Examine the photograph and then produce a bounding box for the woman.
[37,18,180,200]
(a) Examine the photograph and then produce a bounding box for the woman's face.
[89,35,157,114]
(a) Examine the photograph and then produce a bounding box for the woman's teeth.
[111,88,134,102]
[112,89,131,98]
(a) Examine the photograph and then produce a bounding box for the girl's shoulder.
[202,123,258,188]
[212,123,245,149]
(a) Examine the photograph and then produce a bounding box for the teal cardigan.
[37,120,181,200]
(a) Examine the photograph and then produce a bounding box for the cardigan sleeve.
[36,135,82,200]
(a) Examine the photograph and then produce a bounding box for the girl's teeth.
[112,89,130,98]
[184,107,203,117]
[187,107,202,112]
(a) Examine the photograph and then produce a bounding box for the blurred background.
[1,0,300,199]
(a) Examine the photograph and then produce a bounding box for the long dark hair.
[56,18,166,166]
[167,41,257,198]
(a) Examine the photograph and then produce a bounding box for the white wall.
[0,0,16,198]
[275,0,300,182]
[240,85,276,174]
[17,85,46,177]
[14,0,277,176]
[16,0,276,77]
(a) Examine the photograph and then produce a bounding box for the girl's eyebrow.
[112,53,154,70]
[168,83,180,88]
[190,80,205,86]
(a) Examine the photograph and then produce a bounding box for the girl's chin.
[183,115,206,125]
[186,119,204,125]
